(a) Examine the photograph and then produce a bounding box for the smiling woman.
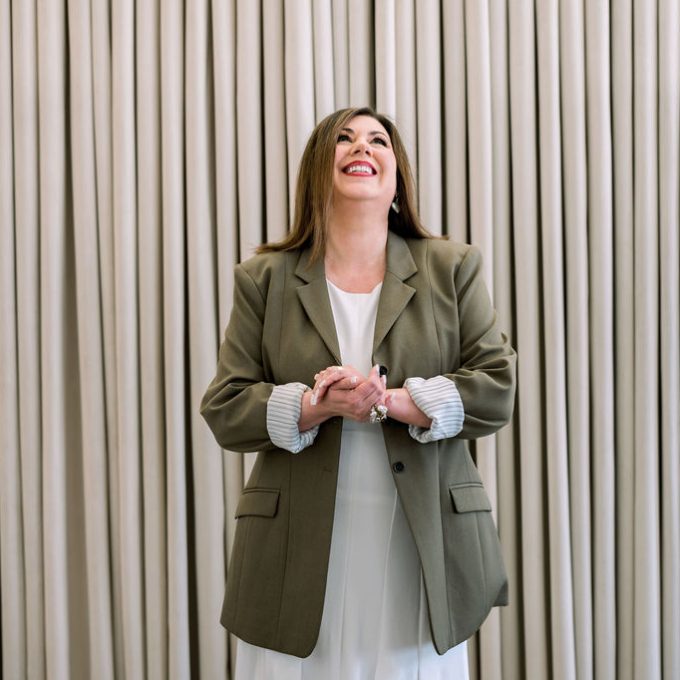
[200,106,516,680]
[257,107,431,264]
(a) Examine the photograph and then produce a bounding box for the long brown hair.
[257,106,433,261]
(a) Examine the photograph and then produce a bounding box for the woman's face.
[332,115,397,210]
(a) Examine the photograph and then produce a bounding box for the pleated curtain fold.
[0,1,678,679]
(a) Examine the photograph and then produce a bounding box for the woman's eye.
[371,137,388,146]
[337,133,351,142]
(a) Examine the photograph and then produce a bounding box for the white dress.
[235,280,469,680]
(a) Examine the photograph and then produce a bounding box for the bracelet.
[369,403,388,424]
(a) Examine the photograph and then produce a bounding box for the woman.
[200,107,516,679]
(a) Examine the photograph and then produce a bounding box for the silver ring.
[369,404,388,424]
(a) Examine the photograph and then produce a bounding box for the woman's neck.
[324,214,388,293]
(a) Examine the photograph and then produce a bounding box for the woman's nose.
[352,139,371,155]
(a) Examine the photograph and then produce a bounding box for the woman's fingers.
[322,386,374,421]
[364,365,387,399]
[326,375,360,391]
[310,364,388,422]
[311,365,362,405]
[311,366,344,404]
[346,368,385,420]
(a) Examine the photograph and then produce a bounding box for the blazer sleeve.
[447,244,516,439]
[200,263,280,453]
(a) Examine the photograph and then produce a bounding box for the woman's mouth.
[343,162,376,176]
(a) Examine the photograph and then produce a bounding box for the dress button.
[392,461,405,473]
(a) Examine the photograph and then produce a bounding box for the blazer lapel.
[294,232,417,363]
[295,249,342,364]
[373,232,417,352]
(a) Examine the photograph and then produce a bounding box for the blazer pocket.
[449,482,492,513]
[235,487,280,518]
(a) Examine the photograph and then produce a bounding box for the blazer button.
[392,461,405,473]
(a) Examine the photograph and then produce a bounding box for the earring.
[391,195,400,213]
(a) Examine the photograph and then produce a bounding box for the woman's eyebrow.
[340,127,388,136]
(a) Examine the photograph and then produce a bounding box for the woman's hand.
[298,365,387,429]
[310,365,364,405]
[324,364,387,422]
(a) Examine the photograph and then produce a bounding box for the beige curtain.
[1,1,678,678]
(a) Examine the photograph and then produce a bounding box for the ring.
[369,404,388,424]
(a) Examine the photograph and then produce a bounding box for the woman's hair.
[257,106,433,261]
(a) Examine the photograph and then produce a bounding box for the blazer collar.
[374,232,417,351]
[295,231,418,361]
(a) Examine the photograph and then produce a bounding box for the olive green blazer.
[200,231,516,658]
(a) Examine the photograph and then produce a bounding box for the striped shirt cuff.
[267,382,320,453]
[403,376,465,443]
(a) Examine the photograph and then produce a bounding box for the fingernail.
[311,392,318,406]
[351,376,358,384]
[320,380,326,388]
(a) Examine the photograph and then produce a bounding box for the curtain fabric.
[1,1,678,679]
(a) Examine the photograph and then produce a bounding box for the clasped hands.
[312,364,388,421]
[297,365,387,430]
[298,364,431,431]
